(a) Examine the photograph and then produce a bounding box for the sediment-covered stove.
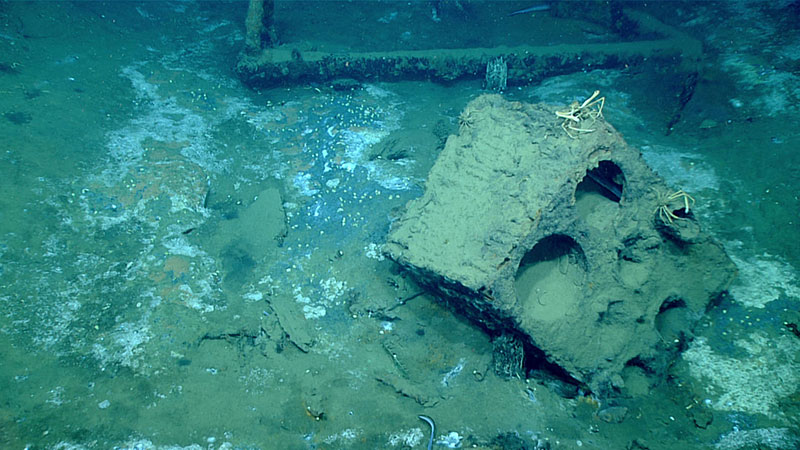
[384,93,736,394]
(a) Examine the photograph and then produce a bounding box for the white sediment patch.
[364,243,385,261]
[715,427,800,450]
[91,319,152,372]
[684,332,800,420]
[388,427,424,447]
[292,172,320,197]
[640,146,719,193]
[725,241,800,308]
[293,277,349,320]
[178,280,217,313]
[323,428,360,445]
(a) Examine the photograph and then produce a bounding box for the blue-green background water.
[1,1,798,449]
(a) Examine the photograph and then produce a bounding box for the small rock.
[330,78,361,91]
[3,111,32,125]
[699,119,718,129]
[689,405,713,429]
[627,438,650,450]
[597,405,628,423]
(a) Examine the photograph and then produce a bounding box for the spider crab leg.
[580,90,601,109]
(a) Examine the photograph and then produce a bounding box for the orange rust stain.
[281,106,300,124]
[149,270,166,284]
[280,145,302,155]
[291,160,314,172]
[164,255,190,278]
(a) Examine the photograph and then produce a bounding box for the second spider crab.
[555,90,605,139]
[459,104,477,133]
[654,189,695,224]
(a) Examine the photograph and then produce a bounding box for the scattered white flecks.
[345,370,367,390]
[312,333,351,359]
[294,286,311,304]
[167,192,194,214]
[163,235,204,258]
[81,202,134,230]
[437,431,463,449]
[293,172,319,196]
[46,386,65,406]
[91,320,152,372]
[115,438,156,450]
[42,234,63,258]
[323,428,359,444]
[256,276,278,296]
[326,178,341,189]
[388,427,424,447]
[178,281,216,313]
[714,427,800,450]
[294,285,328,318]
[243,290,263,302]
[30,288,82,350]
[283,202,298,215]
[683,332,800,419]
[340,429,358,440]
[365,242,385,261]
[321,277,347,303]
[441,358,466,387]
[303,304,327,319]
[98,399,111,409]
[239,367,276,393]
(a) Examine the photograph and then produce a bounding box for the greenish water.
[1,2,798,449]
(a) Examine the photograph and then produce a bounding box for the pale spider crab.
[653,189,695,224]
[555,90,605,139]
[458,104,478,133]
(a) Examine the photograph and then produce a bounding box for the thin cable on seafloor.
[418,415,435,450]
